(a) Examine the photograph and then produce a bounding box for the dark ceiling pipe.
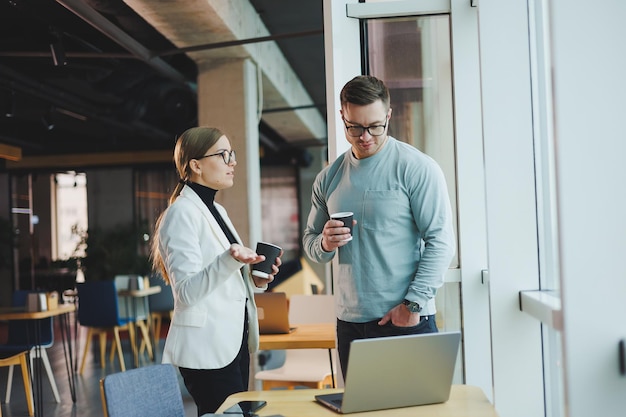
[0,65,172,143]
[0,29,325,62]
[157,29,324,57]
[55,0,187,84]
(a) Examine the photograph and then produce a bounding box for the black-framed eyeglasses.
[343,117,388,137]
[195,149,236,164]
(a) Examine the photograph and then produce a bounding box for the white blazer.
[158,185,261,369]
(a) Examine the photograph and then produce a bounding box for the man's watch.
[402,299,422,313]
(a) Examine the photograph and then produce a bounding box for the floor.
[0,312,199,417]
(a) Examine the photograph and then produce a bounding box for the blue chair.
[0,290,60,405]
[99,364,185,417]
[77,281,136,374]
[146,274,174,352]
[114,275,154,364]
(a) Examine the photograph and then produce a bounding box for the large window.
[528,1,565,416]
[53,172,88,261]
[365,13,462,383]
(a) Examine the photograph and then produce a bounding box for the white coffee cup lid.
[331,211,353,218]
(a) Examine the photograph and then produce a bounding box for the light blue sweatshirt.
[303,137,456,322]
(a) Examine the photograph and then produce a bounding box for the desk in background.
[217,385,498,417]
[258,322,336,387]
[258,323,335,350]
[0,304,77,417]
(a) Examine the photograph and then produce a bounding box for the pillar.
[196,58,261,248]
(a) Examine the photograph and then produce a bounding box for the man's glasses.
[195,149,236,164]
[343,117,388,137]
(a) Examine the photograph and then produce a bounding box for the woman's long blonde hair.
[150,126,224,284]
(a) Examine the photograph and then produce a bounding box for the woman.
[151,126,281,415]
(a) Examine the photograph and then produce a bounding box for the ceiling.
[0,0,326,168]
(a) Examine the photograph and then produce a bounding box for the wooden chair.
[0,351,34,417]
[138,274,173,357]
[77,281,136,374]
[114,275,154,363]
[1,290,60,404]
[255,294,337,389]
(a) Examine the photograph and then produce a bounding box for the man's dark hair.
[340,75,390,110]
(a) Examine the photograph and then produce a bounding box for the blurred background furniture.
[0,350,34,417]
[114,275,155,364]
[145,274,174,355]
[99,363,185,417]
[77,281,136,374]
[0,290,60,404]
[255,294,337,389]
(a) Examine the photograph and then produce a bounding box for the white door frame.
[323,0,492,401]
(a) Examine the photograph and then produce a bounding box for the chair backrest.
[5,290,54,347]
[288,294,336,324]
[114,275,148,320]
[147,274,174,313]
[77,281,125,327]
[100,363,185,417]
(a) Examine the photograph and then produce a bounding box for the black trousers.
[336,315,437,380]
[179,311,250,416]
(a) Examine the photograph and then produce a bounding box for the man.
[303,75,456,378]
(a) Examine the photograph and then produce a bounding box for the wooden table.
[258,322,336,387]
[216,385,499,417]
[258,323,335,350]
[0,304,77,417]
[117,286,161,367]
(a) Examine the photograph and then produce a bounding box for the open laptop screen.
[315,331,461,414]
[254,292,293,334]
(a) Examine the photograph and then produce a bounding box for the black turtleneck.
[187,181,238,245]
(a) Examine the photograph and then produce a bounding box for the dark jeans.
[179,309,250,416]
[336,315,438,379]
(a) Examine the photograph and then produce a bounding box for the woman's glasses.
[195,149,236,164]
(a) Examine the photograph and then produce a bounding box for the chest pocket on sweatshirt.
[362,190,406,231]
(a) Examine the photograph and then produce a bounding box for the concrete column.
[197,58,261,248]
[197,58,263,390]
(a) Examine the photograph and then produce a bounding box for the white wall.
[477,1,545,416]
[479,0,626,416]
[549,1,626,416]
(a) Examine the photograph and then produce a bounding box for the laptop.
[315,331,461,414]
[253,292,295,334]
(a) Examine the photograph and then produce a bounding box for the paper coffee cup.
[330,211,354,242]
[252,242,282,278]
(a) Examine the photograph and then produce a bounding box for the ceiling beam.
[4,149,172,170]
[125,0,326,143]
[55,0,187,84]
[0,143,22,161]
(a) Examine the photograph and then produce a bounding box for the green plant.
[73,222,151,281]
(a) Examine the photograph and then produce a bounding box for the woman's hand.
[251,249,283,288]
[229,243,264,264]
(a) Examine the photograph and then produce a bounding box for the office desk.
[0,304,77,417]
[117,286,161,367]
[258,323,336,387]
[217,385,498,417]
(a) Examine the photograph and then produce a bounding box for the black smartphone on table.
[222,400,267,415]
